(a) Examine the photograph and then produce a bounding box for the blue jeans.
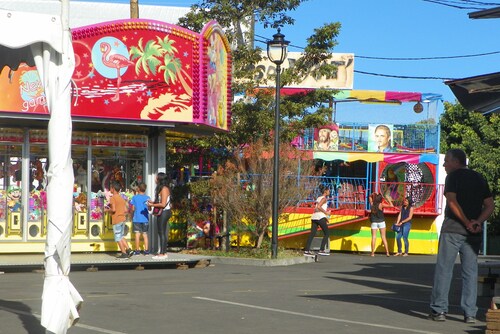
[396,222,411,253]
[430,232,481,317]
[113,222,126,242]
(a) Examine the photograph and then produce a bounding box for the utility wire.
[255,0,500,82]
[356,50,500,60]
[354,70,456,80]
[255,34,500,61]
[421,0,500,10]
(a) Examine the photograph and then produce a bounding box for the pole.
[130,0,139,18]
[271,64,281,259]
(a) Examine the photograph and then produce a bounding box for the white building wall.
[0,0,189,28]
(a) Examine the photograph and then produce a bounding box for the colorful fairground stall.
[0,18,231,253]
[275,89,445,255]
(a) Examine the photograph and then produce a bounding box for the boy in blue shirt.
[130,183,150,255]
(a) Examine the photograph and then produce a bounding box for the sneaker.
[304,251,315,256]
[143,250,150,256]
[116,253,130,259]
[428,312,446,321]
[126,248,134,257]
[318,251,330,256]
[464,316,476,324]
[133,250,141,256]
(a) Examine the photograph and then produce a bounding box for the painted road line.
[0,305,127,334]
[193,296,441,334]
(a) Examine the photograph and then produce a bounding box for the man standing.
[429,149,494,323]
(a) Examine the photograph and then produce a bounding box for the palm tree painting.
[130,35,193,120]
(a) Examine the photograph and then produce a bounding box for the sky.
[62,0,500,121]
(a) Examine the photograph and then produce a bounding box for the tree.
[210,141,316,248]
[170,1,342,251]
[440,101,500,224]
[177,0,342,149]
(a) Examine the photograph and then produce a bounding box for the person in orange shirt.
[106,181,132,259]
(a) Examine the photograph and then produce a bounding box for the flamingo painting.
[100,42,134,101]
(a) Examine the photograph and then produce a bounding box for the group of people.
[303,148,494,325]
[368,191,414,257]
[105,172,172,260]
[304,185,414,258]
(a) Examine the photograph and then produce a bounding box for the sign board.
[255,51,354,89]
[0,19,232,131]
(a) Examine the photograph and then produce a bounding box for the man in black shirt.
[429,149,494,323]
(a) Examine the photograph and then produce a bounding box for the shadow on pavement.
[301,261,491,328]
[0,299,45,334]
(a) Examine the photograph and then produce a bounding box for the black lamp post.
[267,29,289,259]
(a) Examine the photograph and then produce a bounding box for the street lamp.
[267,29,289,259]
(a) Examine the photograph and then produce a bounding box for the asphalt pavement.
[0,252,495,334]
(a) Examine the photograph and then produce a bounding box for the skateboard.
[304,252,319,262]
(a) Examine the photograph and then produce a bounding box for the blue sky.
[80,0,500,122]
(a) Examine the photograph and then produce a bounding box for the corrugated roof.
[468,6,500,19]
[0,0,190,27]
[445,72,500,114]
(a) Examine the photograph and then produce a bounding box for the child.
[130,183,150,255]
[105,182,132,259]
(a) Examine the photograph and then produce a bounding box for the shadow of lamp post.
[267,29,289,259]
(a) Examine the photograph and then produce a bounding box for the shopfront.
[0,18,231,253]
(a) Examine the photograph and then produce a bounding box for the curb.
[208,255,315,266]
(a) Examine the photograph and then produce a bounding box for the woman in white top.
[304,185,331,256]
[147,172,171,259]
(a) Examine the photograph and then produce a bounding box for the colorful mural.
[0,19,231,131]
[201,21,231,130]
[72,20,197,123]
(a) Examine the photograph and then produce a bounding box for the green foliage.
[189,179,211,197]
[440,101,500,227]
[167,1,343,244]
[170,0,342,167]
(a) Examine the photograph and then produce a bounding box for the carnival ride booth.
[0,18,231,253]
[279,90,445,255]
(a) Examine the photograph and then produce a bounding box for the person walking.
[130,182,150,255]
[368,192,393,257]
[106,182,133,259]
[393,197,414,256]
[304,185,331,256]
[429,148,494,323]
[147,172,172,260]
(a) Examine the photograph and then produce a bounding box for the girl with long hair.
[304,184,331,256]
[368,192,393,256]
[393,197,414,256]
[147,172,172,259]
